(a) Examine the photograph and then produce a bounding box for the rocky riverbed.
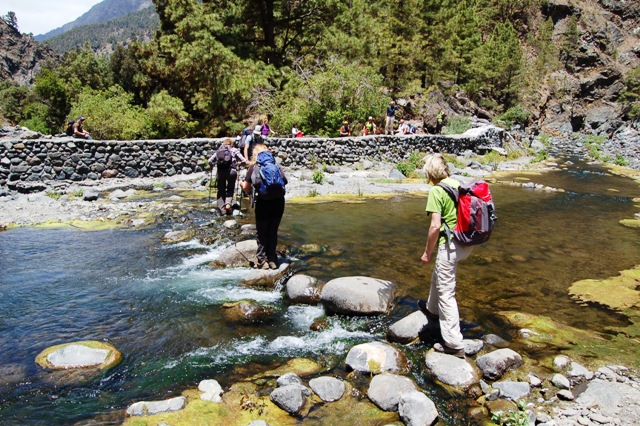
[2,136,640,425]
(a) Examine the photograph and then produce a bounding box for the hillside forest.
[1,0,639,140]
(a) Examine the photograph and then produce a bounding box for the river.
[0,157,638,424]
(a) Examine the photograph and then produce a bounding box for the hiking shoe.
[433,342,465,359]
[254,261,268,270]
[268,261,278,270]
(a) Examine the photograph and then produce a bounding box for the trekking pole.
[208,166,213,205]
[234,246,255,268]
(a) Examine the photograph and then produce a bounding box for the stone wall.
[0,127,503,188]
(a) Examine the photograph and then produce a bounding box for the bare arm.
[421,212,442,264]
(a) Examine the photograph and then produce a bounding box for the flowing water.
[0,157,639,424]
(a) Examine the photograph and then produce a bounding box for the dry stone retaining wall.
[0,130,502,187]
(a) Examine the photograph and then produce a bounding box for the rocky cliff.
[533,0,640,135]
[0,19,58,86]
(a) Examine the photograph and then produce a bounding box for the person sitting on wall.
[397,119,411,135]
[362,116,376,136]
[340,120,351,137]
[73,116,92,139]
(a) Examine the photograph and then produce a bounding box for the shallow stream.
[0,157,638,424]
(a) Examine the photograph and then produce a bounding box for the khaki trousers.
[426,239,473,350]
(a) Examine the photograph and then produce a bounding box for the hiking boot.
[254,261,268,270]
[268,261,278,270]
[433,342,465,359]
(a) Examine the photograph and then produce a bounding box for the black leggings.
[255,197,285,264]
[216,167,237,210]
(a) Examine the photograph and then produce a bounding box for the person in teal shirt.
[419,153,472,358]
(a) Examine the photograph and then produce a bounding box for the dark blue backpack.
[253,151,285,200]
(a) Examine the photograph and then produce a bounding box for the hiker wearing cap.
[339,121,351,137]
[240,144,288,270]
[418,153,472,359]
[208,138,247,215]
[385,101,398,135]
[362,116,376,136]
[72,116,92,139]
[244,125,265,161]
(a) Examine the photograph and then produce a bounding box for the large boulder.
[476,348,523,380]
[424,351,479,389]
[320,276,395,316]
[367,373,418,411]
[345,341,408,374]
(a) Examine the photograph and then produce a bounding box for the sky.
[1,0,102,36]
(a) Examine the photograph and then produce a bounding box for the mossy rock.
[620,218,640,228]
[35,340,122,371]
[250,358,329,381]
[568,266,640,311]
[121,380,400,426]
[496,311,605,349]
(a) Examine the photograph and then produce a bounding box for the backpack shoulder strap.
[436,182,459,205]
[435,181,458,242]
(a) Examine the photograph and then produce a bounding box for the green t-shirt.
[425,177,458,246]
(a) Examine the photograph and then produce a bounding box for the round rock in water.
[36,340,122,370]
[424,351,479,388]
[320,276,395,315]
[345,341,408,374]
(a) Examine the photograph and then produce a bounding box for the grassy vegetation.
[312,170,325,184]
[443,116,472,135]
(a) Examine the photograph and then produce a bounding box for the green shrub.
[147,90,198,138]
[70,85,151,140]
[396,151,427,177]
[312,170,325,184]
[495,105,531,128]
[532,149,548,163]
[443,116,472,135]
[614,154,628,166]
[443,154,466,169]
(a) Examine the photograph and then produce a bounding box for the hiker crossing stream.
[0,157,638,424]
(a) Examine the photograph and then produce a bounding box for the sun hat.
[253,125,262,135]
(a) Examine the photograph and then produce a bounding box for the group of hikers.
[209,112,488,358]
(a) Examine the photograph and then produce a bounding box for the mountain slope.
[43,6,159,55]
[34,0,153,42]
[0,19,58,85]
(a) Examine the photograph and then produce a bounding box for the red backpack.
[437,180,497,245]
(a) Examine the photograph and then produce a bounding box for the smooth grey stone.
[367,373,418,411]
[309,376,346,402]
[476,349,523,380]
[552,373,571,390]
[345,341,407,374]
[493,380,531,401]
[424,351,479,388]
[270,384,307,415]
[126,396,186,416]
[398,390,439,426]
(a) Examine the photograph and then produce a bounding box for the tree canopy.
[2,0,581,139]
